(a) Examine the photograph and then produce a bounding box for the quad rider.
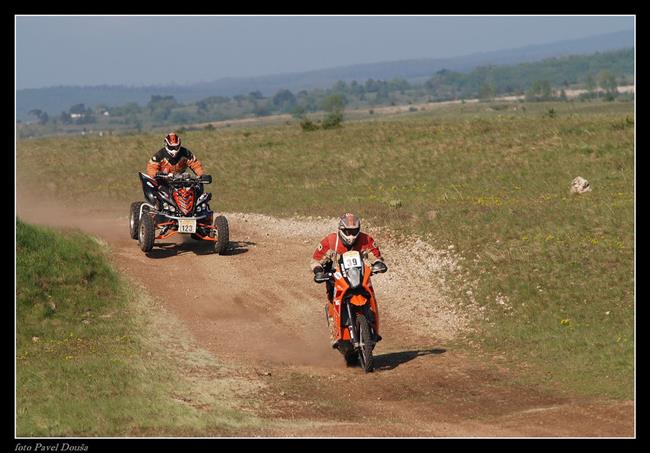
[145,132,210,239]
[311,213,388,344]
[146,132,206,178]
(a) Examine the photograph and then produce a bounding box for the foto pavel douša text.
[16,443,88,452]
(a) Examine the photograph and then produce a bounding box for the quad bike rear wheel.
[356,314,374,373]
[129,201,145,240]
[138,213,155,252]
[212,215,229,255]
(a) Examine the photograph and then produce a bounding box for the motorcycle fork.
[346,304,359,348]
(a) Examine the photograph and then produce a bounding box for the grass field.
[17,99,635,400]
[15,220,263,436]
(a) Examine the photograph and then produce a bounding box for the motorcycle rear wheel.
[356,314,374,373]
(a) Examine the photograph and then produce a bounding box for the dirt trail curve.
[16,191,634,437]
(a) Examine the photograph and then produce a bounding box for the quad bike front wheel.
[212,215,229,255]
[356,314,374,373]
[129,201,145,239]
[138,213,155,252]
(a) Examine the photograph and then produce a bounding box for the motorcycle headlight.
[346,267,362,289]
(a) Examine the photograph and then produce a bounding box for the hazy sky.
[15,15,634,90]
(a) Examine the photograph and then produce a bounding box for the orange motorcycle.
[315,251,387,372]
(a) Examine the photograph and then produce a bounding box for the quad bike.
[129,172,229,254]
[314,251,387,372]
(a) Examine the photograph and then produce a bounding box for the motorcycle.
[129,172,229,255]
[315,251,387,372]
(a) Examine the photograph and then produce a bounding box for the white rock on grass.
[570,176,592,194]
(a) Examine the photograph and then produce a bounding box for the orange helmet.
[338,212,361,247]
[164,132,181,157]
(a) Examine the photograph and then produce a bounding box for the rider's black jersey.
[151,147,194,166]
[146,147,204,177]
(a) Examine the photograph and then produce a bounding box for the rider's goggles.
[341,228,360,237]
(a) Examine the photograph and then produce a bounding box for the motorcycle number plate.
[342,251,362,269]
[178,219,196,233]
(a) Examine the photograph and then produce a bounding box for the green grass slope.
[16,220,260,436]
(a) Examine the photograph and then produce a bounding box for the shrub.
[300,117,320,132]
[321,111,343,129]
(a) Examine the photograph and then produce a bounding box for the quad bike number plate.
[178,219,197,233]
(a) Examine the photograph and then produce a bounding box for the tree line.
[23,48,633,132]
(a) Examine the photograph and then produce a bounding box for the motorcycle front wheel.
[356,314,374,373]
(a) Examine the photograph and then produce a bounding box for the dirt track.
[16,191,634,437]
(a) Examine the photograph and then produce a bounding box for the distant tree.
[196,100,209,114]
[376,83,391,102]
[321,94,346,129]
[253,102,272,117]
[559,89,568,101]
[233,94,246,106]
[27,109,42,124]
[321,93,346,114]
[291,105,306,119]
[585,74,597,93]
[59,111,71,125]
[169,110,197,124]
[478,83,495,101]
[28,109,50,125]
[197,96,230,111]
[248,90,265,100]
[388,77,410,93]
[349,80,364,96]
[110,102,141,116]
[69,103,88,114]
[272,89,297,112]
[364,79,380,93]
[147,95,178,111]
[147,95,178,121]
[332,80,347,94]
[599,70,618,99]
[525,80,552,101]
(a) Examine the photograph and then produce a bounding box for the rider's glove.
[371,261,388,274]
[313,265,324,275]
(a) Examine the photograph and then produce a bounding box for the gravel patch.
[227,212,479,341]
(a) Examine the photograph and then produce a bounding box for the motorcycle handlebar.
[314,266,386,283]
[155,173,212,184]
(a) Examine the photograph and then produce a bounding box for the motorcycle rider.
[146,132,206,178]
[311,213,387,344]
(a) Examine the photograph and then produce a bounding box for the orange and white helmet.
[338,212,361,247]
[164,132,181,157]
